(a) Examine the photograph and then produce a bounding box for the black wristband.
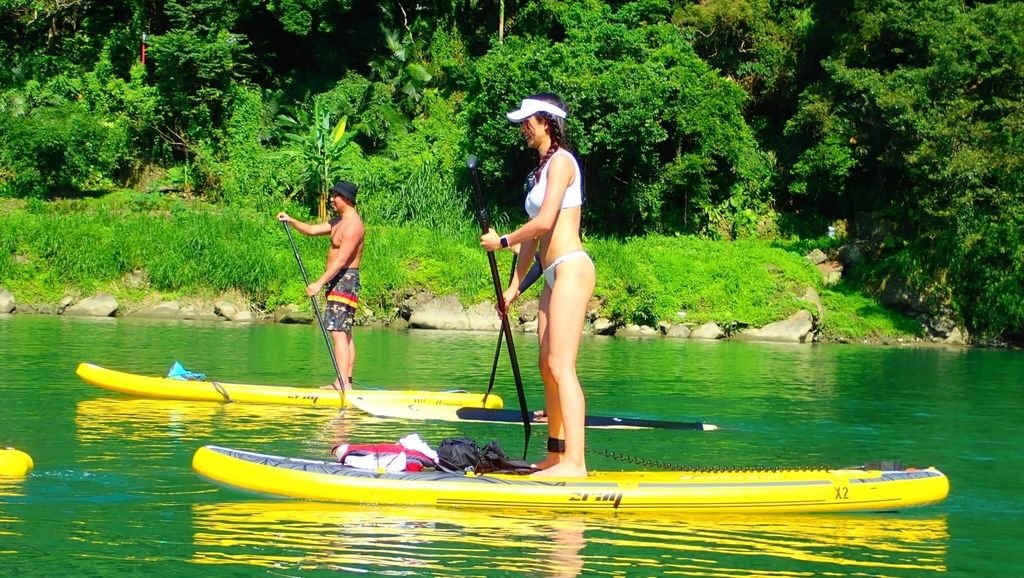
[500,235,509,249]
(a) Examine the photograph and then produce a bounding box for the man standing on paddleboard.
[278,181,365,391]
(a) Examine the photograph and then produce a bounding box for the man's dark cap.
[330,181,357,204]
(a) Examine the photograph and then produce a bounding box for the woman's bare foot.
[531,460,587,478]
[531,452,563,470]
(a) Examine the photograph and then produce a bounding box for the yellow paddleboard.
[75,363,503,409]
[193,445,949,514]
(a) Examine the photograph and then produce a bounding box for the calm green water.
[1,314,1021,577]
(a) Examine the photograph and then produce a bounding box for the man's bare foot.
[530,460,587,478]
[320,383,353,392]
[531,452,562,470]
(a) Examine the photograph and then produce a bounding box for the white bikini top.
[524,149,583,219]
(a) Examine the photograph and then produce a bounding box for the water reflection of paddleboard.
[190,501,948,576]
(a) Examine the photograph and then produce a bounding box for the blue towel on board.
[167,361,207,381]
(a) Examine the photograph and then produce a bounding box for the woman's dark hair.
[528,93,572,180]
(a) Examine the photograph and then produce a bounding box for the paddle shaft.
[280,220,348,394]
[484,253,517,401]
[455,408,714,430]
[486,252,542,400]
[467,154,532,459]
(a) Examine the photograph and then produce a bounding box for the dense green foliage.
[0,199,915,340]
[780,2,1024,341]
[588,235,815,327]
[467,1,773,237]
[1,0,1021,340]
[0,196,486,313]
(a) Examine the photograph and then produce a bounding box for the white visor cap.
[507,98,568,123]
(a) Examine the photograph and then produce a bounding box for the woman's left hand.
[480,228,501,252]
[501,285,520,315]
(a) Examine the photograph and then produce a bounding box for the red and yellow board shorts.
[324,268,360,333]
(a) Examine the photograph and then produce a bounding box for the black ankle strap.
[547,437,566,453]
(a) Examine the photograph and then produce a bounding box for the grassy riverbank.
[1,195,920,341]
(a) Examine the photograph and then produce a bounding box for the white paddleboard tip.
[702,423,720,431]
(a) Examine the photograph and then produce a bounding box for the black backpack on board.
[436,437,535,475]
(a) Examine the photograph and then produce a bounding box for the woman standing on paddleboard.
[480,93,595,478]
